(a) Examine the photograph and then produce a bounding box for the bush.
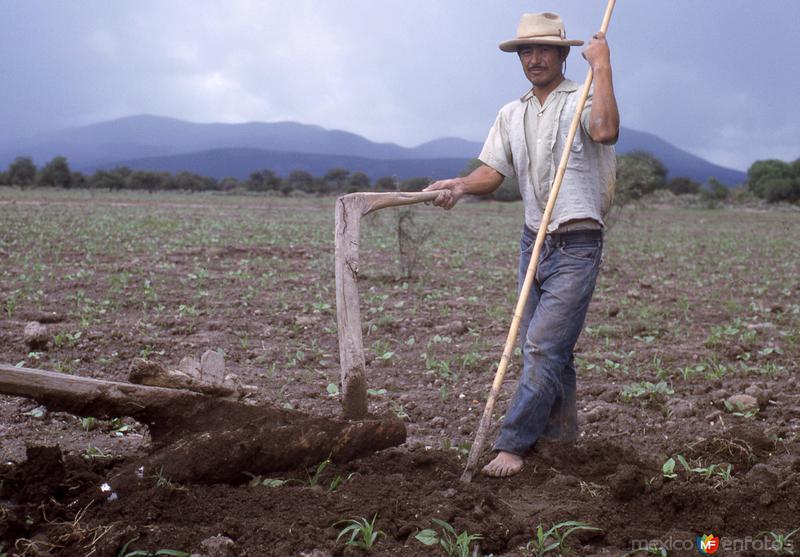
[288,170,315,193]
[400,177,430,192]
[8,156,37,187]
[615,150,667,204]
[665,176,701,195]
[38,156,72,188]
[374,176,397,191]
[746,158,800,203]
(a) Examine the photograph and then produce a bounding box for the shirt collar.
[519,78,579,102]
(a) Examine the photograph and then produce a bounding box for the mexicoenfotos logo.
[696,534,720,554]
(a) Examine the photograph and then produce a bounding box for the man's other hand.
[423,179,464,210]
[582,31,611,71]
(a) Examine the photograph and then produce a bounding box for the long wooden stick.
[461,0,617,482]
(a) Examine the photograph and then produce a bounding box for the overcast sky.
[1,1,798,171]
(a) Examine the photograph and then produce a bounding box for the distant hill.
[105,148,469,181]
[614,128,745,186]
[0,114,746,185]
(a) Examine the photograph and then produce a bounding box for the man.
[424,12,619,478]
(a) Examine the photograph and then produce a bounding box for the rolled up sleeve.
[478,110,515,178]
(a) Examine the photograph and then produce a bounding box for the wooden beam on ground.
[0,364,407,483]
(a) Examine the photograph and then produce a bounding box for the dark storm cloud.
[1,0,797,170]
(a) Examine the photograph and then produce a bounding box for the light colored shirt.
[479,79,616,233]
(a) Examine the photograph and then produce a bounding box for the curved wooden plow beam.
[334,191,438,419]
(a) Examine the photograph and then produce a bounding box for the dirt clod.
[609,464,645,501]
[23,321,49,350]
[200,349,226,384]
[199,535,236,557]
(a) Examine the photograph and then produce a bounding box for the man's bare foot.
[481,451,523,477]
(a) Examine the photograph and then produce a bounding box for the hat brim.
[499,37,584,53]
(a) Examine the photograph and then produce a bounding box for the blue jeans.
[493,225,603,456]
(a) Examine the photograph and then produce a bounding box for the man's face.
[518,44,565,89]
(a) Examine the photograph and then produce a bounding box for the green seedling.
[151,466,183,490]
[441,439,471,457]
[390,400,409,419]
[620,381,673,403]
[108,417,134,436]
[81,416,98,431]
[307,457,331,486]
[335,515,384,550]
[53,330,82,348]
[4,290,19,318]
[723,399,759,418]
[757,527,799,555]
[662,457,678,479]
[245,473,289,488]
[663,455,732,484]
[328,475,345,492]
[119,539,189,557]
[83,445,111,460]
[415,518,483,557]
[526,521,602,557]
[24,406,46,418]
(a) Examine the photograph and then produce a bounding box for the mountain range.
[0,115,746,186]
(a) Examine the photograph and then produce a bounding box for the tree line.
[0,156,429,195]
[2,153,798,204]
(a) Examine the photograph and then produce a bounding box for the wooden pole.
[335,191,438,419]
[0,364,407,483]
[461,0,617,482]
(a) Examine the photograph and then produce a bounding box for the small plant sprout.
[151,466,184,491]
[620,381,674,403]
[723,399,759,418]
[662,455,732,485]
[525,521,602,557]
[390,400,409,420]
[335,515,384,550]
[81,416,98,431]
[415,518,483,557]
[662,457,678,479]
[244,473,289,488]
[306,457,331,486]
[82,445,111,460]
[757,527,800,555]
[108,417,134,436]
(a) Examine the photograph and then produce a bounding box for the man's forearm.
[423,163,505,209]
[458,164,505,196]
[588,66,620,145]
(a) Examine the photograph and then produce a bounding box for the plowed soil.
[1,190,799,556]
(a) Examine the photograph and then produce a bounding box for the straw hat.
[499,12,584,53]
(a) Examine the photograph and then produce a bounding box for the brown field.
[1,188,799,556]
